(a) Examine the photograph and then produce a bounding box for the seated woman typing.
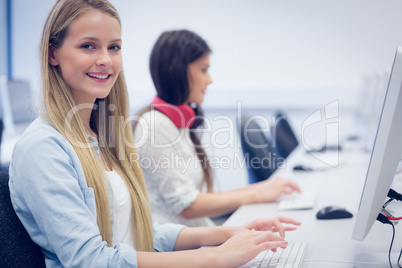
[134,30,301,227]
[9,1,300,267]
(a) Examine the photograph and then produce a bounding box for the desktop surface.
[224,147,402,267]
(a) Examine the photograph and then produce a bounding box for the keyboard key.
[238,241,308,268]
[278,192,316,210]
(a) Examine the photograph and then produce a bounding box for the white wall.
[0,0,7,77]
[10,0,402,112]
[11,0,51,89]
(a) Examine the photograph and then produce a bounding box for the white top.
[105,170,135,248]
[134,110,215,227]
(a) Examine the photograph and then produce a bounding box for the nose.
[207,73,213,85]
[97,48,112,67]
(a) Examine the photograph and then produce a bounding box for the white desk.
[224,146,402,267]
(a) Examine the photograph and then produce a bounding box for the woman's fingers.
[276,216,302,226]
[252,230,289,254]
[271,218,286,237]
[285,179,302,193]
[248,217,301,232]
[217,229,291,267]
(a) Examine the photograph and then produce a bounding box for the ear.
[48,44,59,66]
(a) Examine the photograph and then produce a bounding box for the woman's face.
[49,9,122,105]
[186,54,212,105]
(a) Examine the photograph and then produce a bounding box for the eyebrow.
[78,37,122,43]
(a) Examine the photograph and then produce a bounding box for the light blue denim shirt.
[9,117,185,267]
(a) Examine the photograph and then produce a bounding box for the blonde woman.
[9,0,300,267]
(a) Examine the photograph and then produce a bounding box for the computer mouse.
[346,135,360,141]
[316,206,353,220]
[321,145,343,152]
[305,145,343,153]
[293,164,313,172]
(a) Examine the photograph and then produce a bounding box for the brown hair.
[136,29,213,192]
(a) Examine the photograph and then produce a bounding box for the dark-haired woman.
[134,30,301,227]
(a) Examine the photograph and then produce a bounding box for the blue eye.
[109,45,121,51]
[81,44,95,50]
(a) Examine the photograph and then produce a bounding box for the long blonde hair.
[39,0,153,251]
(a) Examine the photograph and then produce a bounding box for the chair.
[239,114,280,184]
[0,118,3,163]
[0,172,46,268]
[272,111,299,159]
[0,118,7,174]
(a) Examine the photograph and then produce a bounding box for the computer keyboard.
[278,192,316,211]
[239,241,308,268]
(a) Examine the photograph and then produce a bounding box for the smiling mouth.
[86,73,111,80]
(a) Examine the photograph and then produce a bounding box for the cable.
[389,223,396,268]
[384,198,395,209]
[381,194,402,267]
[398,248,402,268]
[377,213,397,268]
[387,215,402,221]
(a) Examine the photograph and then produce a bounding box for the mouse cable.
[377,213,396,268]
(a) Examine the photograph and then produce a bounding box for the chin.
[94,89,113,99]
[195,98,205,106]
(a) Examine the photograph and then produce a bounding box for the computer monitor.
[352,46,402,241]
[357,69,390,152]
[0,77,35,135]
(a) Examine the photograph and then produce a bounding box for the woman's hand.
[233,216,301,238]
[250,177,301,203]
[213,216,301,267]
[213,228,288,268]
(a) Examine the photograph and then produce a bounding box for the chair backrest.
[0,118,3,144]
[239,114,279,184]
[272,111,299,159]
[0,119,3,164]
[0,172,46,268]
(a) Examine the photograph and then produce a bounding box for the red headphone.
[151,96,195,128]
